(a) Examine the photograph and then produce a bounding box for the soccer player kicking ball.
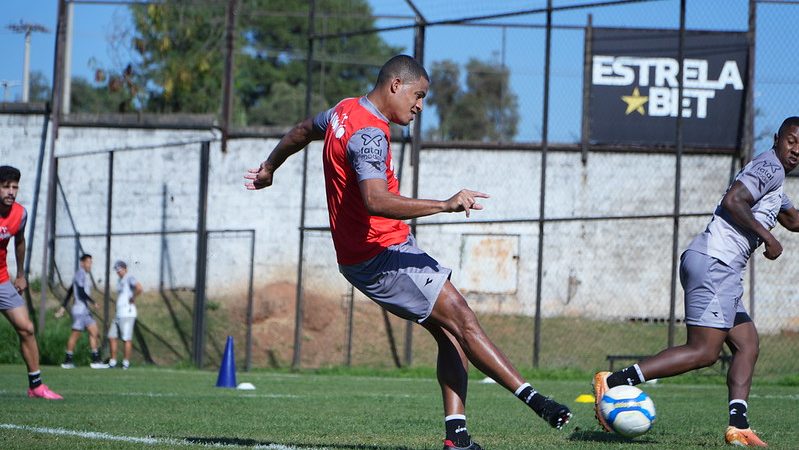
[247,55,571,450]
[593,116,799,447]
[0,166,62,400]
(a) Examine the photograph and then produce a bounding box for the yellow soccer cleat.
[725,426,768,447]
[592,371,612,432]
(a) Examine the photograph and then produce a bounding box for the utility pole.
[7,21,50,102]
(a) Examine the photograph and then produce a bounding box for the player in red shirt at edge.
[0,166,62,400]
[246,55,570,450]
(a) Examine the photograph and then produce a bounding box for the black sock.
[515,383,547,414]
[91,350,101,362]
[729,400,749,429]
[28,371,42,389]
[64,351,73,362]
[444,415,470,447]
[607,364,644,388]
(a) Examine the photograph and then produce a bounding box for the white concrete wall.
[3,111,798,333]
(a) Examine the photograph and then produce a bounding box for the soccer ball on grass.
[599,385,656,438]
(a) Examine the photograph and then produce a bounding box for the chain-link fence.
[6,1,799,376]
[48,139,257,370]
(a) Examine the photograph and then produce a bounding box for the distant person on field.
[55,253,108,369]
[246,54,571,450]
[107,260,141,369]
[593,116,799,447]
[0,165,62,400]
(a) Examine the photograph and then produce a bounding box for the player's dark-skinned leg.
[725,321,758,402]
[724,321,759,430]
[423,322,469,414]
[636,326,728,379]
[426,281,571,429]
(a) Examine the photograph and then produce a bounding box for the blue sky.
[1,1,796,146]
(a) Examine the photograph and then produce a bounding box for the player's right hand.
[763,237,783,260]
[444,189,490,218]
[244,161,274,190]
[55,307,65,319]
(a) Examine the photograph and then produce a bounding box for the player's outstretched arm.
[722,181,782,260]
[245,117,324,190]
[360,178,489,220]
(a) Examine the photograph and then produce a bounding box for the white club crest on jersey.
[331,112,348,139]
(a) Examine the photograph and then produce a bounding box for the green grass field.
[1,364,797,449]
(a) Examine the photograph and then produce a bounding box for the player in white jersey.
[55,254,108,369]
[107,260,142,369]
[593,117,799,447]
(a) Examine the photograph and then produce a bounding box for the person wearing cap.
[107,260,142,369]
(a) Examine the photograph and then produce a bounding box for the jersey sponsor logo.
[331,111,348,139]
[424,277,433,287]
[360,133,383,147]
[593,55,743,119]
[359,133,384,162]
[751,160,780,190]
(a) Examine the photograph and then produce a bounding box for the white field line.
[0,423,324,449]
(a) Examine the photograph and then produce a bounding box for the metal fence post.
[192,141,210,368]
[533,0,553,368]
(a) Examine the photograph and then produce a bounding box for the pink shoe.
[27,384,63,400]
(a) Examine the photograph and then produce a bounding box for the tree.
[27,71,51,102]
[127,0,400,125]
[427,58,519,142]
[69,77,135,113]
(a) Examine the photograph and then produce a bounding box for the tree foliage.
[127,0,400,125]
[427,58,519,142]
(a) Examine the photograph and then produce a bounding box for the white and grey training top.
[115,273,138,318]
[687,148,794,272]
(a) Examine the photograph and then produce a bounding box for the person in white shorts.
[107,260,142,369]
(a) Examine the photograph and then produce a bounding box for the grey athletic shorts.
[680,250,746,329]
[0,281,25,311]
[108,317,136,341]
[339,234,451,323]
[71,312,96,331]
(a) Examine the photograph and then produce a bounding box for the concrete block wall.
[3,111,798,332]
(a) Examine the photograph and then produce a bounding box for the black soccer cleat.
[443,439,483,450]
[538,398,573,430]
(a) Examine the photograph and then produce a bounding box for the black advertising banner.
[589,28,748,148]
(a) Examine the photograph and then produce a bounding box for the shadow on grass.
[568,429,655,444]
[182,436,416,449]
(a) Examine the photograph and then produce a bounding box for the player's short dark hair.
[0,166,21,184]
[376,55,429,87]
[80,254,92,261]
[777,116,799,138]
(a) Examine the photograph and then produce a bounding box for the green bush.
[0,309,95,366]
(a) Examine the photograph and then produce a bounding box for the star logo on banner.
[621,87,648,115]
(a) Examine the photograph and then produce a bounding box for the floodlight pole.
[6,21,50,102]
